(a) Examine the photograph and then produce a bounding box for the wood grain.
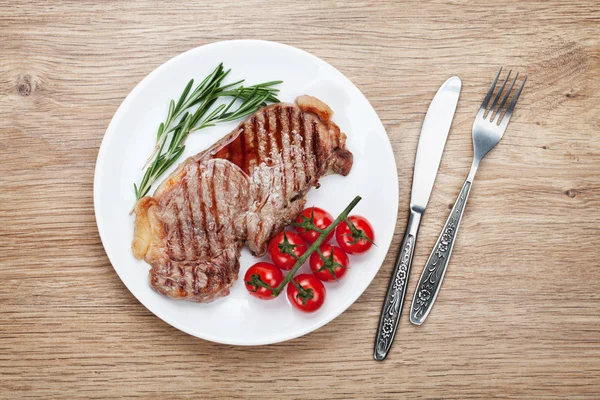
[1,0,599,398]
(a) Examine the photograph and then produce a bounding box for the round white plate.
[94,40,398,345]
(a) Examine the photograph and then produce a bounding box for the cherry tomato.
[244,262,284,300]
[335,215,375,254]
[286,273,326,313]
[309,244,349,282]
[268,231,307,270]
[294,207,334,244]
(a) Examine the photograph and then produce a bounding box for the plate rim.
[94,39,399,345]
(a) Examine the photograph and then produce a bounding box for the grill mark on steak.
[191,265,198,295]
[181,177,197,259]
[133,96,353,302]
[186,166,202,258]
[281,107,292,197]
[299,111,311,185]
[239,126,249,174]
[275,106,284,156]
[245,119,257,174]
[238,126,247,174]
[209,164,220,248]
[198,174,208,256]
[302,112,315,183]
[311,121,322,174]
[264,111,273,164]
[186,164,202,256]
[223,174,235,241]
[177,187,193,260]
[292,107,307,191]
[176,185,187,259]
[286,106,299,194]
[275,105,288,200]
[228,131,239,166]
[200,166,217,256]
[170,199,185,261]
[260,109,268,138]
[257,111,268,168]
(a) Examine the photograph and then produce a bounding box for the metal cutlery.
[374,76,462,361]
[409,68,527,325]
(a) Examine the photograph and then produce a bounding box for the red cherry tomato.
[244,262,284,300]
[286,273,326,313]
[268,231,307,270]
[309,244,349,282]
[335,215,375,254]
[294,207,334,244]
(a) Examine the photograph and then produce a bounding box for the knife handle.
[409,178,472,325]
[374,210,422,361]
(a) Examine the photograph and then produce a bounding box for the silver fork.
[409,68,527,325]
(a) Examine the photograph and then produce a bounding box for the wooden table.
[2,1,599,398]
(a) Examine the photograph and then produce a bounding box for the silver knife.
[374,76,461,361]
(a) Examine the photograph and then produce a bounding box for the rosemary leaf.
[156,122,164,142]
[175,79,193,113]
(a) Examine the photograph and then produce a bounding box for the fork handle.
[409,177,473,325]
[374,210,422,361]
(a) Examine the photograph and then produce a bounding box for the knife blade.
[411,76,462,212]
[374,76,461,361]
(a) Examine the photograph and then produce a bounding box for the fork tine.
[481,67,502,110]
[493,72,519,123]
[507,75,527,113]
[499,75,527,126]
[488,70,511,119]
[497,72,519,112]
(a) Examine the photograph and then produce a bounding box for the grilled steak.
[132,95,353,302]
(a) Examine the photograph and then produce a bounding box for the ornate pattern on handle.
[411,181,471,322]
[375,234,415,357]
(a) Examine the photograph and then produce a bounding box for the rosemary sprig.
[132,64,282,210]
[246,196,362,298]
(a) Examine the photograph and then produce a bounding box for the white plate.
[94,40,398,345]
